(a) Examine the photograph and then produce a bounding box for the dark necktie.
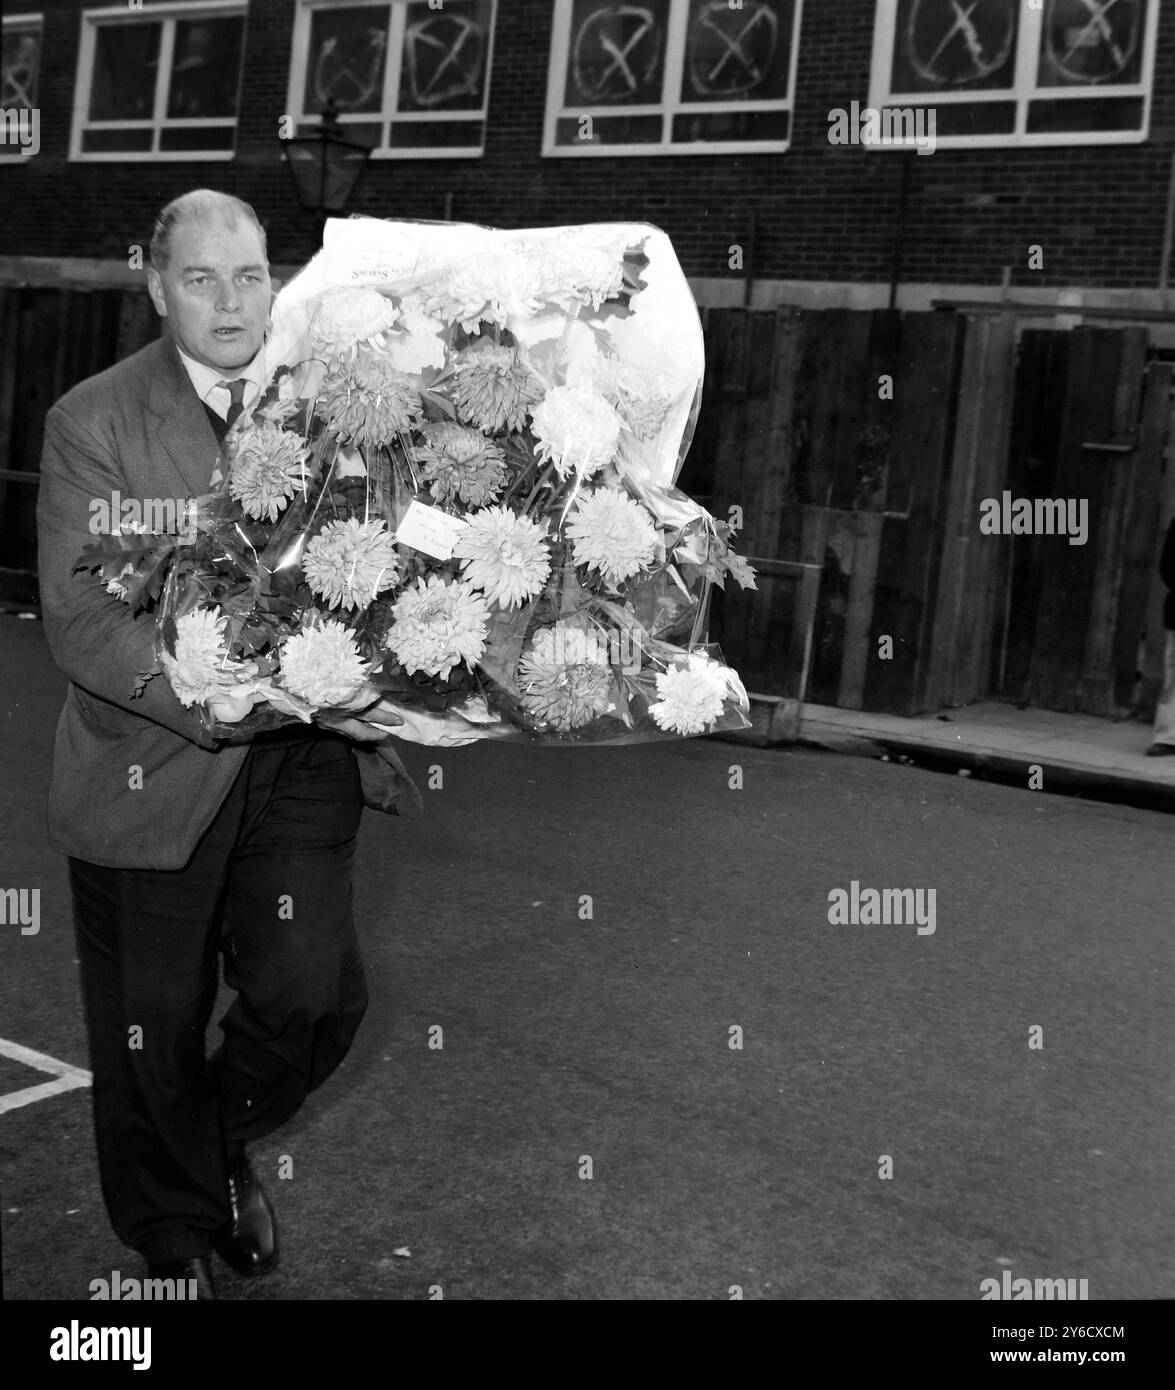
[219,377,247,431]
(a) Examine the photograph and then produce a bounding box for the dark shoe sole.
[214,1241,280,1276]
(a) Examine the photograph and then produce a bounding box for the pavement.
[726,694,1175,814]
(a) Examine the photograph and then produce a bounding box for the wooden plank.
[1028,329,1126,711]
[738,310,783,560]
[844,309,901,514]
[925,313,1015,710]
[837,509,883,709]
[796,310,854,508]
[1079,448,1131,714]
[864,311,962,714]
[995,328,1069,702]
[750,308,802,562]
[808,507,855,706]
[826,310,874,511]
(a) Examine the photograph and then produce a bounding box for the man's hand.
[314,686,402,744]
[325,695,506,748]
[207,687,260,723]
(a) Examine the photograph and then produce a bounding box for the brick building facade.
[2,0,1174,306]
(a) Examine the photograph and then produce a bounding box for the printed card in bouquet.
[76,217,757,746]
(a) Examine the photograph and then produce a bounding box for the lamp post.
[280,99,373,251]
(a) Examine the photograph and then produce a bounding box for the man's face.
[147,217,270,372]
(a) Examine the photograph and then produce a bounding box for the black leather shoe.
[146,1256,217,1300]
[214,1152,279,1275]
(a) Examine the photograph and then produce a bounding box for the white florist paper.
[266,216,705,490]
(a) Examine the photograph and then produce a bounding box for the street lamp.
[281,99,373,248]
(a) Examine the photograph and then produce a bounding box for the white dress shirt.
[176,343,269,421]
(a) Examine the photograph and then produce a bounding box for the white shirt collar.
[176,343,269,419]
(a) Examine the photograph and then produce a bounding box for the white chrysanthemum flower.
[531,383,622,480]
[450,344,544,434]
[518,621,614,732]
[161,605,247,707]
[279,618,371,707]
[532,243,624,312]
[309,287,399,362]
[595,357,674,441]
[649,653,741,736]
[415,250,542,333]
[565,488,658,587]
[386,574,490,680]
[319,349,422,450]
[453,507,551,609]
[385,310,447,374]
[302,518,400,610]
[412,423,508,508]
[228,423,311,522]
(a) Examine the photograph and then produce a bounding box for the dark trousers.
[69,731,368,1264]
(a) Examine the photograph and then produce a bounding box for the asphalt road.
[1,613,1172,1300]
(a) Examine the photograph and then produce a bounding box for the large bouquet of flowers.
[80,218,755,744]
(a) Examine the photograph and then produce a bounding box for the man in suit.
[37,189,485,1299]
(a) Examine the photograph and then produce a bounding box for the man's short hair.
[149,190,268,270]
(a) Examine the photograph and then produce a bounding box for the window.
[71,3,246,160]
[286,0,498,159]
[544,0,803,156]
[2,13,41,110]
[0,11,41,159]
[867,0,1159,149]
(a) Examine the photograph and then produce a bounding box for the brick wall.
[3,0,1174,290]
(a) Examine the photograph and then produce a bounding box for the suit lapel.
[146,339,223,497]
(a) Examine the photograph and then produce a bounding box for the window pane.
[554,113,663,145]
[1,23,40,109]
[681,0,795,104]
[563,0,670,106]
[304,4,390,115]
[927,100,1016,135]
[398,0,492,113]
[1037,0,1147,87]
[672,107,789,143]
[388,119,485,149]
[90,23,161,121]
[890,0,1019,93]
[159,125,238,152]
[1027,96,1144,133]
[81,127,154,153]
[168,16,244,118]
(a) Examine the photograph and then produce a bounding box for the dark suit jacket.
[36,336,420,870]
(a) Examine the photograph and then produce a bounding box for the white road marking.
[0,1037,91,1115]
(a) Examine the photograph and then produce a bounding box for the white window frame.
[867,0,1160,150]
[70,1,247,163]
[286,0,499,161]
[543,0,804,157]
[1,11,43,112]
